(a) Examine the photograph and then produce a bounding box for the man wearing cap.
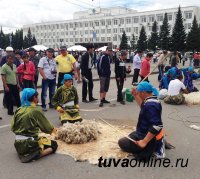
[182,67,200,93]
[0,46,21,67]
[115,50,131,105]
[28,47,40,88]
[118,82,165,159]
[80,44,97,103]
[52,74,82,124]
[11,88,58,163]
[132,50,143,85]
[1,54,21,115]
[97,47,112,107]
[38,48,57,111]
[55,46,78,88]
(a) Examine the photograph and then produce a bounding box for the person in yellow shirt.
[56,46,78,88]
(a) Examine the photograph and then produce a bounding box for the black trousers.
[34,75,38,89]
[23,79,35,89]
[140,76,149,82]
[132,69,140,83]
[5,84,21,114]
[116,77,124,101]
[82,69,94,100]
[118,131,156,160]
[57,72,73,88]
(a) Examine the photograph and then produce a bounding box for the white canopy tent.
[96,46,113,52]
[31,45,48,51]
[67,45,86,51]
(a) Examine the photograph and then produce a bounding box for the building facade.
[23,6,200,49]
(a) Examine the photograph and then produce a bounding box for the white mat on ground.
[184,92,200,105]
[41,122,134,164]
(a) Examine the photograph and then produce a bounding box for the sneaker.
[37,102,42,106]
[99,102,104,107]
[49,105,54,109]
[89,98,98,102]
[103,99,110,104]
[42,108,48,112]
[18,151,40,163]
[0,117,2,120]
[8,112,14,115]
[82,99,89,103]
[119,101,126,105]
[132,82,138,86]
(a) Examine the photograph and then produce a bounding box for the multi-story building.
[23,6,200,49]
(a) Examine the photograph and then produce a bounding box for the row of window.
[39,35,140,44]
[34,12,193,31]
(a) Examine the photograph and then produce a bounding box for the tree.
[148,21,159,52]
[186,16,200,51]
[27,28,33,47]
[137,26,147,51]
[119,31,128,50]
[31,35,37,46]
[23,35,28,49]
[159,13,170,50]
[130,33,136,50]
[171,6,186,51]
[0,27,4,48]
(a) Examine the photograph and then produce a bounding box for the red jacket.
[17,61,36,82]
[194,54,199,60]
[140,58,150,77]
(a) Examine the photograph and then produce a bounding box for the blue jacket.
[182,68,200,92]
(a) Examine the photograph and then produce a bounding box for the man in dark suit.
[80,44,97,103]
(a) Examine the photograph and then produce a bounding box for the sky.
[0,0,200,33]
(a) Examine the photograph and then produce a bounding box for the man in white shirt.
[164,74,188,105]
[132,50,143,85]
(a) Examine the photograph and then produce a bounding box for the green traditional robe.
[52,85,82,122]
[11,105,54,155]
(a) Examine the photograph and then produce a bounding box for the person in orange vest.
[118,82,165,159]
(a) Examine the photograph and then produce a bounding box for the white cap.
[6,46,14,51]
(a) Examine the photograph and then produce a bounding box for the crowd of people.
[0,44,199,163]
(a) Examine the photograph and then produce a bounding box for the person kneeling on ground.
[11,88,58,163]
[164,73,188,105]
[52,74,82,124]
[118,82,165,160]
[182,67,200,93]
[159,67,176,90]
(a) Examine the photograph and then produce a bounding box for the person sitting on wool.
[10,88,58,163]
[159,67,176,90]
[164,71,188,105]
[182,67,200,93]
[52,74,82,124]
[118,82,165,160]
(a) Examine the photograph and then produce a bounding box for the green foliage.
[186,16,200,51]
[148,21,159,51]
[137,26,147,51]
[171,6,186,51]
[159,13,170,50]
[120,31,128,50]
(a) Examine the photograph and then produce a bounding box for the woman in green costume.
[11,88,58,163]
[52,74,82,124]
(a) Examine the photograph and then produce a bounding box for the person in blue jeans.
[38,48,57,111]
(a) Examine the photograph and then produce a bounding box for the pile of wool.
[56,120,99,144]
[184,92,200,105]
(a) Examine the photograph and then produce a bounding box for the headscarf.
[21,88,37,106]
[188,66,194,72]
[61,74,73,84]
[137,81,159,96]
